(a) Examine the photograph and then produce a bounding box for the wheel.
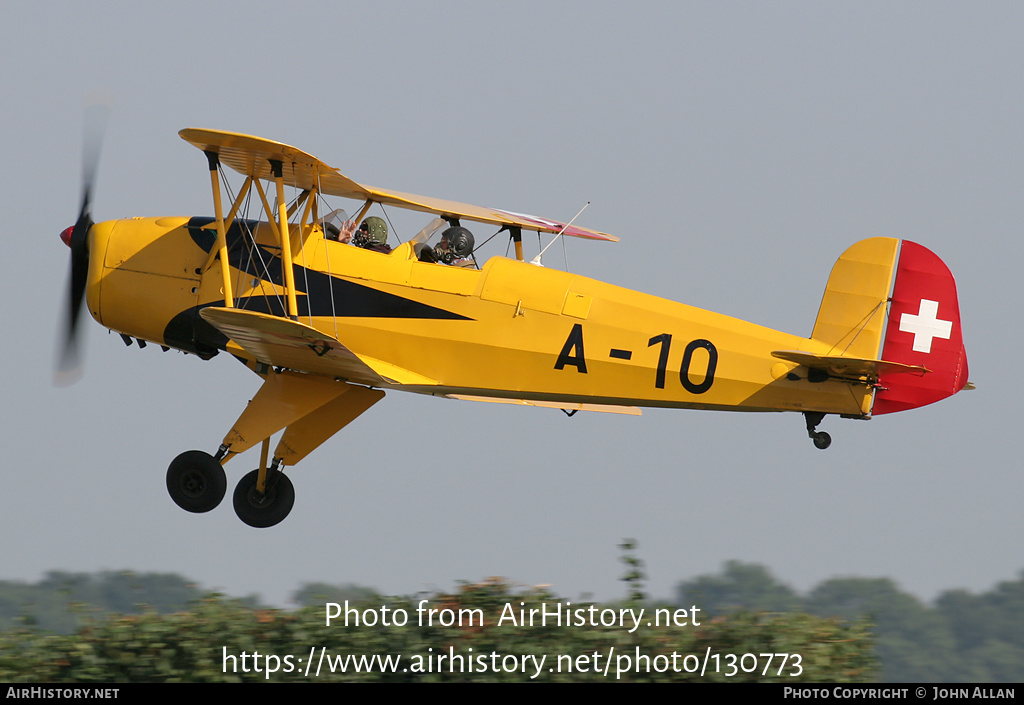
[812,432,832,450]
[233,469,295,528]
[166,450,227,513]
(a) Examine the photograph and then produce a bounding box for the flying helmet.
[356,216,388,247]
[437,226,475,262]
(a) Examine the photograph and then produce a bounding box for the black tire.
[166,450,227,513]
[813,432,832,450]
[233,469,295,528]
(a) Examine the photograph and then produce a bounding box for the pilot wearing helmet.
[420,225,475,266]
[327,215,392,254]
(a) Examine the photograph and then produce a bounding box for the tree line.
[676,560,1024,682]
[0,559,1020,681]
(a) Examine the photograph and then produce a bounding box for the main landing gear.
[166,450,295,527]
[233,465,295,529]
[803,412,832,450]
[164,372,385,528]
[166,450,227,513]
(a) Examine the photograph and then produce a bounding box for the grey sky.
[2,2,1020,606]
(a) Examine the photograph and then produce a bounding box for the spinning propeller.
[56,105,110,385]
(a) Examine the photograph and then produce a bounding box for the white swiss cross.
[899,299,952,353]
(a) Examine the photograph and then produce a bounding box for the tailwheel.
[166,450,227,513]
[803,411,832,451]
[233,468,295,528]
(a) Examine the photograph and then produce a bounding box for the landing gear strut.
[803,412,832,450]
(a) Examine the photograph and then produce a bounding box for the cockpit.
[319,211,479,268]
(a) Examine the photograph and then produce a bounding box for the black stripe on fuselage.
[187,216,470,320]
[167,218,471,355]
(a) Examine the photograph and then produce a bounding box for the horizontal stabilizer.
[772,350,928,380]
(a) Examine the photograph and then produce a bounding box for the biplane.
[59,128,971,527]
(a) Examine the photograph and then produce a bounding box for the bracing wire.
[246,175,285,316]
[316,170,340,340]
[379,203,398,245]
[288,170,313,326]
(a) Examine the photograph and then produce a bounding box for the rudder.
[872,240,969,414]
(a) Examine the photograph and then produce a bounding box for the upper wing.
[349,188,618,242]
[179,128,369,201]
[179,128,617,242]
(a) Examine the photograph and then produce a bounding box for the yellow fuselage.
[86,216,869,417]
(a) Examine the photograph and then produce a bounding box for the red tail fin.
[873,241,969,415]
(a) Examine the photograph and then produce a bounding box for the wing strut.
[510,226,524,261]
[201,175,254,276]
[200,152,317,317]
[269,159,300,320]
[204,151,235,308]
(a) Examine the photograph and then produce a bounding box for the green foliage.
[677,560,803,615]
[0,581,874,682]
[0,571,206,634]
[676,562,1024,683]
[934,569,1024,682]
[7,561,1024,682]
[619,539,647,604]
[291,583,381,608]
[805,577,956,681]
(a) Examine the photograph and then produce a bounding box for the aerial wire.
[531,201,590,266]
